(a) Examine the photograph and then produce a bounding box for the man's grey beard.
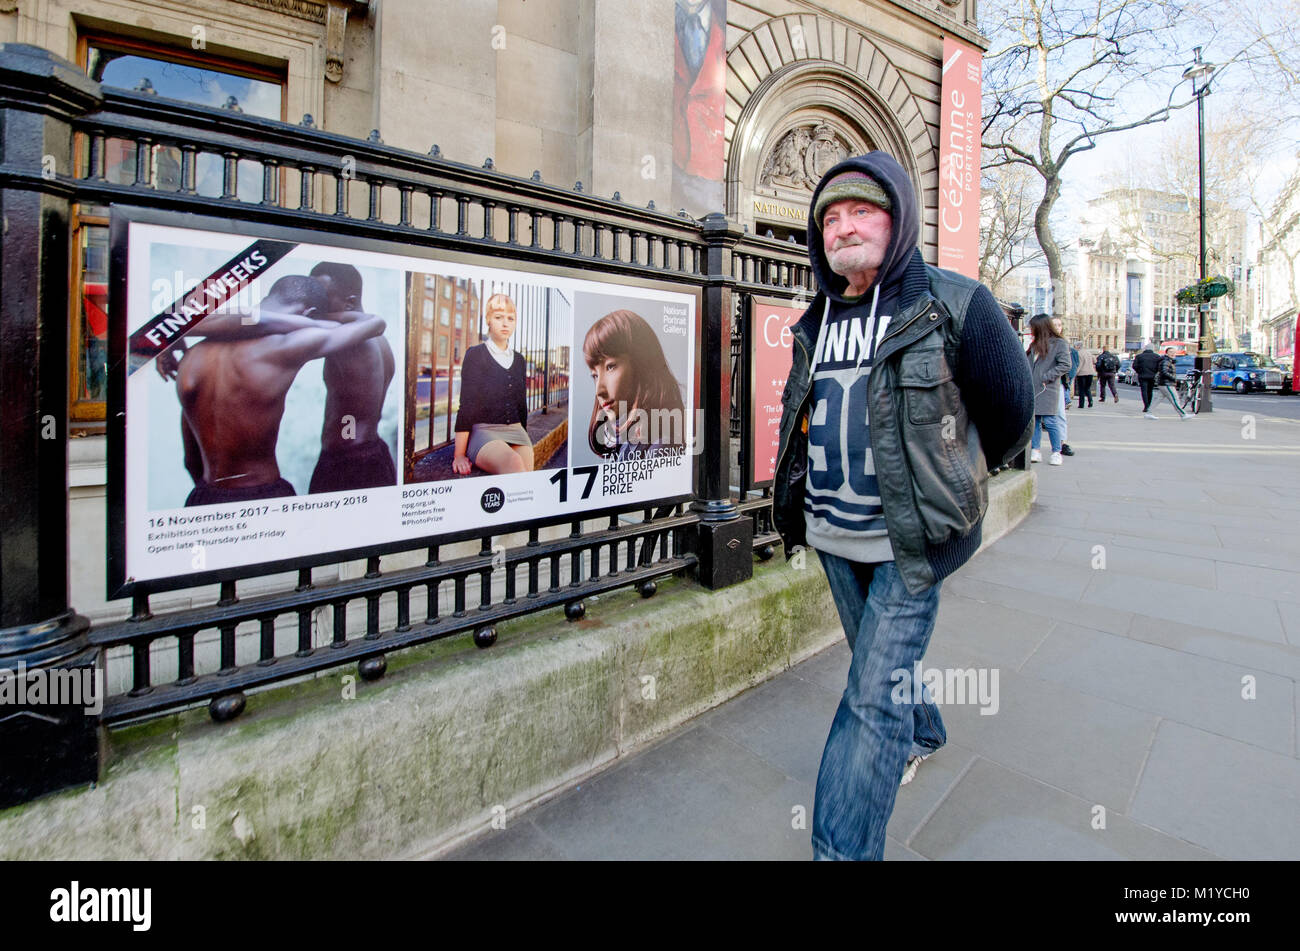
[828,241,873,277]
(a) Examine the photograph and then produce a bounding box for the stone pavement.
[443,394,1300,860]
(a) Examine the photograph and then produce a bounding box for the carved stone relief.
[758,122,854,192]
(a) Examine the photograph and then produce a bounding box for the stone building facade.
[5,0,982,241]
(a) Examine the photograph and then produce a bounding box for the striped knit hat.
[813,170,892,229]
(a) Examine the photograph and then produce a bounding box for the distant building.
[1257,169,1300,360]
[1072,188,1249,353]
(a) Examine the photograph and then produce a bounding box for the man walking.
[1152,348,1190,419]
[772,152,1034,861]
[1133,344,1161,418]
[1095,348,1120,403]
[1073,341,1096,408]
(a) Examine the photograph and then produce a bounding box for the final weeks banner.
[108,211,696,593]
[938,36,982,278]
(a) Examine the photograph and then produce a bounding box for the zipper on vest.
[773,331,811,491]
[878,299,933,349]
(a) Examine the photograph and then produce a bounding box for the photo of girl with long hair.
[583,309,686,459]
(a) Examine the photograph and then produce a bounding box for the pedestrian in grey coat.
[1027,314,1072,464]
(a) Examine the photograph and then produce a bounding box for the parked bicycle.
[1177,368,1207,414]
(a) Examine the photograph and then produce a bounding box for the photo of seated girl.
[452,293,535,475]
[583,309,686,459]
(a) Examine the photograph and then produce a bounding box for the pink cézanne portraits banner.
[938,36,982,278]
[750,299,802,485]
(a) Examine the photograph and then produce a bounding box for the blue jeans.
[813,553,945,861]
[1031,414,1064,451]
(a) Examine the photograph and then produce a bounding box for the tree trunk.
[1034,173,1064,316]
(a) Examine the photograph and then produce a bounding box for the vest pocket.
[897,349,958,426]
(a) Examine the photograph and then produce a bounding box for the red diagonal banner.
[128,239,297,375]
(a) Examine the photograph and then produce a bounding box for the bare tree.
[980,0,1202,313]
[978,162,1045,299]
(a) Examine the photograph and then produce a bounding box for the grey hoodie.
[807,151,921,318]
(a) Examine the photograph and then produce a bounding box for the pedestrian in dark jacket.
[1096,349,1120,402]
[1133,345,1162,416]
[771,151,1033,861]
[1150,349,1189,419]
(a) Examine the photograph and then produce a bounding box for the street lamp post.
[1184,47,1216,412]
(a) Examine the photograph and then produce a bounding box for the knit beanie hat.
[814,170,892,228]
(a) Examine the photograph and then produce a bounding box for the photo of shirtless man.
[306,262,397,492]
[173,274,386,506]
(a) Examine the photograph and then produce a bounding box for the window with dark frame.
[69,33,286,429]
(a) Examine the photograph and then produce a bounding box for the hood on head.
[807,151,920,303]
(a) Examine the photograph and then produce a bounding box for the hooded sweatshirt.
[802,152,921,563]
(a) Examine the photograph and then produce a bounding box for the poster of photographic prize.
[116,218,696,590]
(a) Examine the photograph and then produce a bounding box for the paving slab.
[1022,522,1300,574]
[936,667,1160,811]
[1281,601,1300,649]
[1129,719,1300,860]
[886,744,978,844]
[955,547,1096,601]
[908,758,1217,861]
[1121,614,1300,683]
[790,639,851,694]
[932,593,1057,672]
[943,575,1136,637]
[449,819,569,861]
[1049,535,1219,589]
[1081,572,1287,643]
[698,670,840,785]
[1215,560,1300,605]
[1022,622,1295,756]
[517,725,796,860]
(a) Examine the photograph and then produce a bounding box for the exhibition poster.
[112,215,696,590]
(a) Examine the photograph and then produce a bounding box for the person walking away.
[1096,348,1120,402]
[772,152,1033,861]
[1133,344,1161,418]
[1027,314,1071,465]
[1074,342,1096,408]
[1152,348,1189,419]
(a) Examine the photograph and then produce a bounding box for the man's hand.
[452,454,472,475]
[155,346,182,382]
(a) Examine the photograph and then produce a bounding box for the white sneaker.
[900,753,931,787]
[1030,449,1042,463]
[1049,452,1063,465]
[1144,412,1159,419]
